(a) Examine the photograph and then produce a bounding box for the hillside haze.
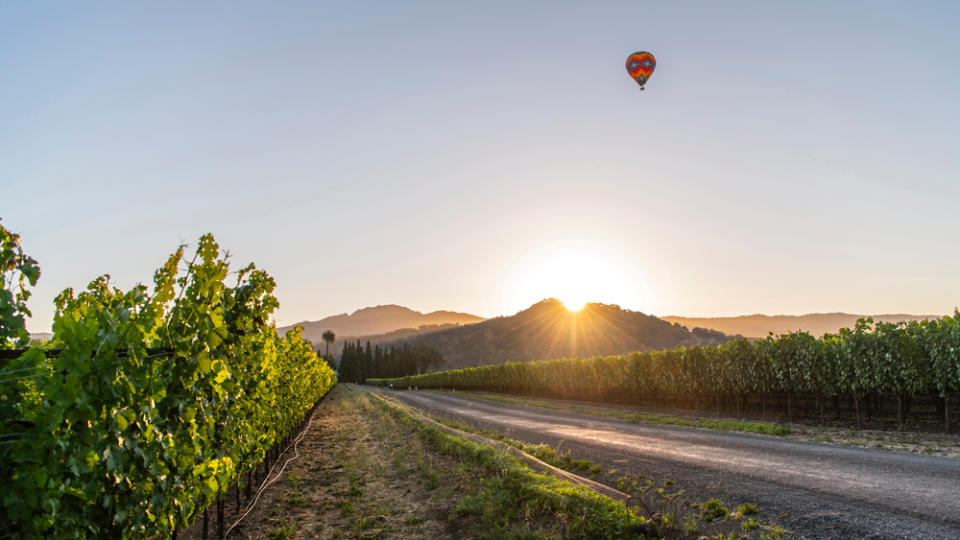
[388,299,730,369]
[280,305,484,346]
[663,313,942,339]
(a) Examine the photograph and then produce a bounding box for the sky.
[2,1,959,332]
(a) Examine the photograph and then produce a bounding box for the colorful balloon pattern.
[626,51,656,88]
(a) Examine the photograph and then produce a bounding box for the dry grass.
[228,385,477,539]
[786,424,960,458]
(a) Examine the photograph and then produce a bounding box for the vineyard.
[0,226,337,539]
[370,315,960,431]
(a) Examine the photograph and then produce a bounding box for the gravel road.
[375,388,960,539]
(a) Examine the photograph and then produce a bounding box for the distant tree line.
[337,340,445,383]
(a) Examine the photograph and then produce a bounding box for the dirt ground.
[785,423,960,459]
[224,385,480,539]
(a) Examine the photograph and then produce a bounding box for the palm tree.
[321,330,336,357]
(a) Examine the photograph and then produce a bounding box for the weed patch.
[372,394,653,538]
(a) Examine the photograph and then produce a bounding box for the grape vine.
[0,230,336,539]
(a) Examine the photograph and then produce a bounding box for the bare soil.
[786,423,960,459]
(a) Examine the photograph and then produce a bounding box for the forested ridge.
[393,298,730,369]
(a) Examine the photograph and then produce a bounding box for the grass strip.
[452,391,790,436]
[429,414,605,477]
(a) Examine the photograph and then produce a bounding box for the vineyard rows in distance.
[370,313,960,432]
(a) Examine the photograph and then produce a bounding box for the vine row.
[0,231,337,539]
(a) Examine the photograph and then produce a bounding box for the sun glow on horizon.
[560,298,588,312]
[502,242,652,316]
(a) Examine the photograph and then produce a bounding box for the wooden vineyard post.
[946,396,951,433]
[897,394,903,430]
[854,395,862,429]
[217,497,224,540]
[818,392,825,426]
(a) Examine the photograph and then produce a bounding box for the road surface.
[373,388,960,539]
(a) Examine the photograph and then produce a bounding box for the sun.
[502,243,647,314]
[549,261,598,312]
[558,294,588,313]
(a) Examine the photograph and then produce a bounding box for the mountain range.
[278,305,483,348]
[662,313,941,339]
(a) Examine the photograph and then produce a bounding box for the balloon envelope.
[626,51,656,87]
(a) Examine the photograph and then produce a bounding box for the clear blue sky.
[2,1,959,332]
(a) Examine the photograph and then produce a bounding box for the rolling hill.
[386,298,731,369]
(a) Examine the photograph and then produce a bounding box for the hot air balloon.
[626,51,656,90]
